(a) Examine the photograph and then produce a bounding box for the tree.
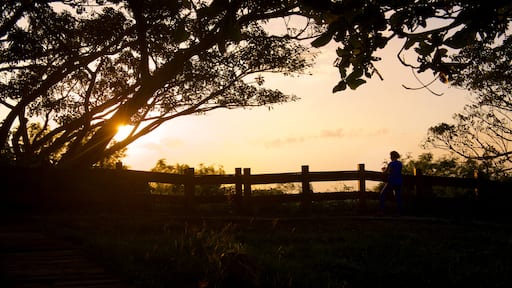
[2,1,511,168]
[402,152,483,178]
[305,1,512,92]
[373,152,486,196]
[1,0,316,168]
[149,159,226,196]
[423,36,512,178]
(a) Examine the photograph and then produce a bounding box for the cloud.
[320,128,344,138]
[130,137,184,152]
[263,128,389,148]
[264,136,306,148]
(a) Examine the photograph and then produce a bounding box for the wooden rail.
[120,164,497,210]
[2,164,511,214]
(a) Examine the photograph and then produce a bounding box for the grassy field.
[37,211,512,288]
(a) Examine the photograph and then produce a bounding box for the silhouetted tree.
[150,159,226,196]
[375,153,489,196]
[402,153,484,178]
[0,0,315,167]
[424,37,512,178]
[2,1,511,168]
[307,1,512,92]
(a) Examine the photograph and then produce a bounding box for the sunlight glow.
[114,124,134,142]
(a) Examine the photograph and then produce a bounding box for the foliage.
[305,1,512,92]
[54,215,512,288]
[402,153,483,178]
[64,217,254,288]
[252,183,302,196]
[275,183,302,194]
[0,120,126,167]
[93,145,127,169]
[423,36,512,178]
[0,0,315,168]
[2,0,511,168]
[374,153,488,196]
[149,159,226,196]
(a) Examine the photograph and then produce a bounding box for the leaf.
[347,78,366,90]
[445,28,477,49]
[414,41,435,57]
[404,37,416,50]
[389,11,406,28]
[311,31,333,48]
[336,47,350,57]
[332,81,347,92]
[226,21,242,43]
[346,68,363,81]
[174,23,190,43]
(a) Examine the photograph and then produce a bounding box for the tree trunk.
[58,53,189,168]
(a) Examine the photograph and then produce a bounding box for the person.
[380,150,403,214]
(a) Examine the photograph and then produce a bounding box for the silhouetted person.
[380,150,403,214]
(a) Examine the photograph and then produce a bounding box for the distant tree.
[93,146,127,169]
[150,159,225,196]
[402,153,483,178]
[275,183,301,194]
[374,153,488,196]
[251,183,305,196]
[423,37,512,178]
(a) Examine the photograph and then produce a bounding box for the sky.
[122,38,472,185]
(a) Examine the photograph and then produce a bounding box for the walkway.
[1,219,131,288]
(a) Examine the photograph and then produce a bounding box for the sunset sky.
[123,38,471,181]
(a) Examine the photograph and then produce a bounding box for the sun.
[114,124,134,142]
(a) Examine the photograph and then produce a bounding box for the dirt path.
[1,218,131,288]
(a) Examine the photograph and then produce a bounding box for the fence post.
[301,165,312,214]
[243,168,252,198]
[234,168,243,213]
[235,168,243,197]
[184,167,195,211]
[414,168,433,199]
[358,164,366,212]
[243,168,252,214]
[414,168,423,197]
[473,170,480,198]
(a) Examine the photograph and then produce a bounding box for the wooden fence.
[136,164,496,211]
[2,164,511,215]
[0,164,512,216]
[147,164,382,210]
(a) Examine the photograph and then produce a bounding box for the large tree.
[1,0,511,168]
[0,0,317,167]
[423,36,512,178]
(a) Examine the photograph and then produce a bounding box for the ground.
[4,212,509,288]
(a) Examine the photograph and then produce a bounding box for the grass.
[37,211,512,288]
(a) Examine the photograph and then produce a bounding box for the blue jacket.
[387,160,403,186]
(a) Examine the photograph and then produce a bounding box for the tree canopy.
[1,0,316,167]
[304,0,512,91]
[402,152,483,178]
[423,36,512,177]
[150,159,226,196]
[1,0,511,168]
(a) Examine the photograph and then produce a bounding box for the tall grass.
[55,215,260,288]
[48,214,512,288]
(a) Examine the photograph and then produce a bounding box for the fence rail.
[2,164,512,214]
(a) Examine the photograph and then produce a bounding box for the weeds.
[48,214,512,288]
